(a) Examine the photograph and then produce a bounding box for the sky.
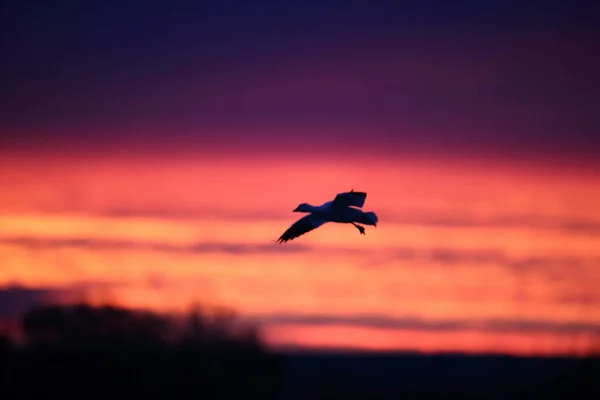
[1,0,600,355]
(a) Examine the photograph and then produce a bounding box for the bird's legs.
[352,222,366,235]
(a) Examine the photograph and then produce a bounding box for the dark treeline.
[0,303,284,400]
[1,303,599,399]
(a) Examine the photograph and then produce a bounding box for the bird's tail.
[359,211,378,226]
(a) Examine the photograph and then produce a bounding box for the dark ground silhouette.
[1,303,599,399]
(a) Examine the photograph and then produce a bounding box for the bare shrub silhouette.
[22,303,169,346]
[177,303,263,351]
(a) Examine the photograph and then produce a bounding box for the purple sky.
[1,0,599,162]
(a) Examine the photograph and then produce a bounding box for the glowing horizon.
[1,150,599,356]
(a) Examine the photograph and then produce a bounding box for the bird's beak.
[292,207,300,212]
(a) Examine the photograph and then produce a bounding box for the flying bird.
[276,190,379,243]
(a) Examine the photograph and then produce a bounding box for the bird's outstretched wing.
[332,190,367,208]
[277,214,328,243]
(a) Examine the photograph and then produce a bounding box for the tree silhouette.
[0,302,283,400]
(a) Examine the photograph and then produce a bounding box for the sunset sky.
[1,0,599,355]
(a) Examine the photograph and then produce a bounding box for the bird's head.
[293,203,313,212]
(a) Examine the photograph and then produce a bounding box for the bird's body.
[294,201,360,221]
[276,190,379,243]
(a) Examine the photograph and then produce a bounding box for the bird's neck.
[300,204,319,213]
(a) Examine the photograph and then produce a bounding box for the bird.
[276,189,379,243]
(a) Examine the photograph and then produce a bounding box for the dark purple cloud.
[383,247,596,272]
[2,236,597,274]
[253,313,600,335]
[0,237,312,255]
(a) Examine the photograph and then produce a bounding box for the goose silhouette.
[276,190,379,243]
